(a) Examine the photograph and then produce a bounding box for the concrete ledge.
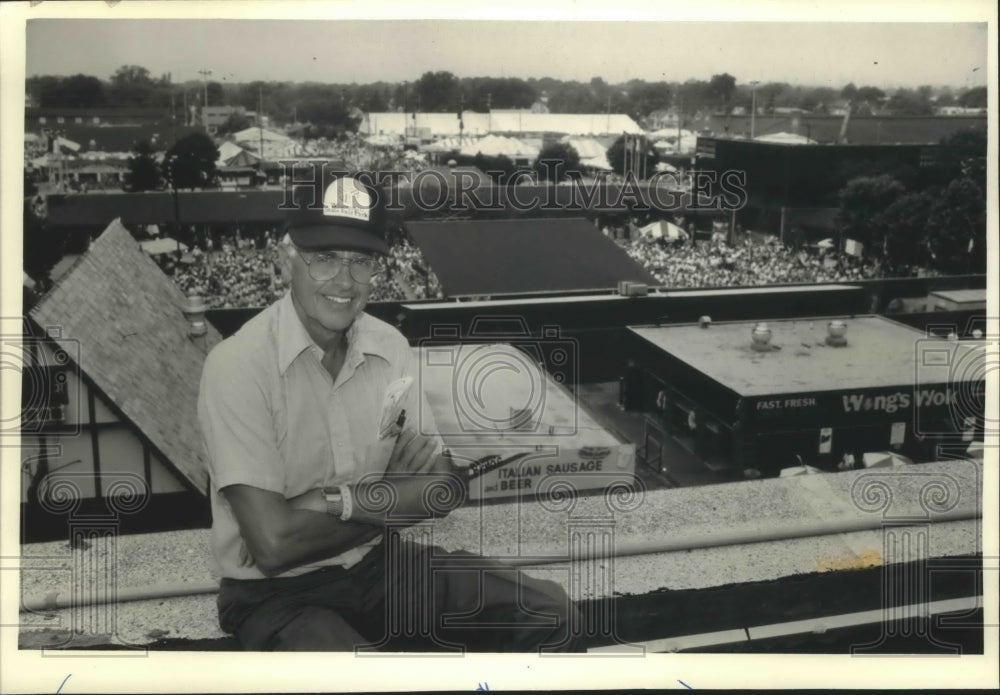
[430,458,982,597]
[19,459,982,648]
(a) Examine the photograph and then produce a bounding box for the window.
[39,117,46,124]
[75,117,82,124]
[93,116,100,124]
[57,116,65,124]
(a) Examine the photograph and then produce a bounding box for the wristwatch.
[322,485,353,521]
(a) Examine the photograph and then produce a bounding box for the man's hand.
[385,428,439,475]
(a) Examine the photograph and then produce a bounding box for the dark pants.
[218,536,583,652]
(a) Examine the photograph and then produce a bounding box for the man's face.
[286,245,374,342]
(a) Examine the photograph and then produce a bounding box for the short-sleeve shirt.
[197,291,440,580]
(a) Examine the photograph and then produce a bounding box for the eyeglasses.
[294,247,381,284]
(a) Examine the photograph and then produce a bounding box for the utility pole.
[750,81,760,139]
[198,69,212,108]
[258,86,265,177]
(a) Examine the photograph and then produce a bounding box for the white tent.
[232,127,291,143]
[639,220,688,242]
[420,136,466,153]
[560,137,612,171]
[364,134,401,147]
[459,134,538,159]
[215,141,254,167]
[649,128,699,153]
[140,238,188,256]
[754,132,817,145]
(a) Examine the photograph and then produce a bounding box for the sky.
[25,18,989,90]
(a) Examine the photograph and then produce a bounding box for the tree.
[23,200,72,295]
[841,83,858,101]
[675,80,710,120]
[836,175,906,258]
[855,85,886,105]
[124,139,162,192]
[707,73,737,114]
[626,81,673,120]
[879,190,935,269]
[752,82,787,114]
[534,142,581,182]
[957,86,986,109]
[206,81,225,107]
[547,81,602,113]
[886,88,933,116]
[216,112,252,136]
[934,128,987,191]
[162,132,218,190]
[606,135,658,178]
[415,71,460,112]
[108,64,159,106]
[294,84,360,136]
[473,153,518,186]
[926,178,986,274]
[464,77,538,111]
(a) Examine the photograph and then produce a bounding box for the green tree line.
[28,66,985,130]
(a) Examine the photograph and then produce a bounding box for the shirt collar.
[275,290,392,375]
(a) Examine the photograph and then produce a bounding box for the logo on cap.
[323,178,371,222]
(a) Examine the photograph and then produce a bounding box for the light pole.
[750,81,760,139]
[198,69,212,107]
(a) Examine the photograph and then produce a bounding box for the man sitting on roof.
[197,166,580,652]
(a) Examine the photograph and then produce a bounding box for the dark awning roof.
[46,189,290,228]
[404,217,658,297]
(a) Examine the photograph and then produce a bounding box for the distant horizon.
[25,20,989,91]
[24,72,989,96]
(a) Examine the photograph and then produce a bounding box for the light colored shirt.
[198,291,440,580]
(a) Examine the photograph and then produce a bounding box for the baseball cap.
[284,170,389,255]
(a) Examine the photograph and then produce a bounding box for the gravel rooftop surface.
[19,459,982,646]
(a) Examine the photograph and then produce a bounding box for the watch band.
[338,484,354,522]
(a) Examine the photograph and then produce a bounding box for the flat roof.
[930,289,987,304]
[403,284,860,310]
[414,344,615,446]
[629,315,982,396]
[404,218,658,297]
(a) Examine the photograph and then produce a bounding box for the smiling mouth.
[322,295,352,305]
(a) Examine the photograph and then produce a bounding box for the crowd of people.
[622,233,923,288]
[154,231,443,308]
[158,237,284,309]
[153,220,928,309]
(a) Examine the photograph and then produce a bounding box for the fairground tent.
[561,137,612,171]
[753,131,818,144]
[140,238,188,256]
[650,129,699,152]
[459,134,539,159]
[639,220,688,242]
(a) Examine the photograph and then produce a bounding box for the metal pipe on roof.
[20,505,977,611]
[505,505,978,568]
